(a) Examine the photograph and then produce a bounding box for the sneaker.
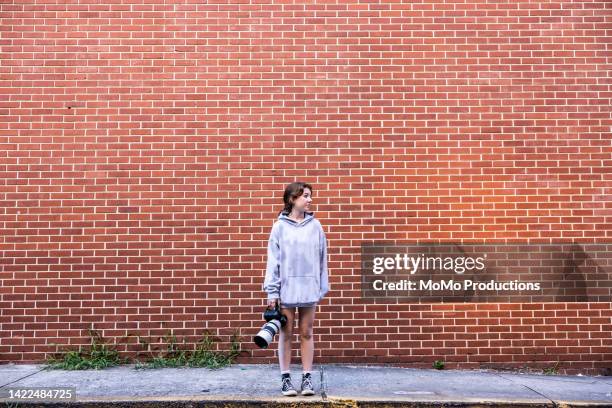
[281,375,297,396]
[301,372,315,396]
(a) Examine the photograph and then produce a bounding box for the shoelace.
[282,377,294,391]
[302,375,313,389]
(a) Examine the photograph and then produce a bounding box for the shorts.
[280,302,317,308]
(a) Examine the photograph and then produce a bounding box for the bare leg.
[298,306,316,372]
[278,306,296,372]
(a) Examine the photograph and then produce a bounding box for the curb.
[5,396,611,408]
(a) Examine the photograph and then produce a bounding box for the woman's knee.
[299,322,314,341]
[279,332,293,345]
[298,307,315,341]
[299,330,313,341]
[280,321,293,335]
[279,307,295,340]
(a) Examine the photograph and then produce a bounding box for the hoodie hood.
[278,211,315,227]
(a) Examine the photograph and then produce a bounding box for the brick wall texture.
[1,0,610,374]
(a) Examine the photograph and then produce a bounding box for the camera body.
[253,304,288,349]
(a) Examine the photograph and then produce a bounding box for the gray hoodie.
[263,211,329,305]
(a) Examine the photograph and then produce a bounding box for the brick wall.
[0,1,610,374]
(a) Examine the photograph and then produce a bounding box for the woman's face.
[292,188,312,212]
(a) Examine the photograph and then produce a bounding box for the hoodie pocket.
[281,276,319,304]
[287,262,317,277]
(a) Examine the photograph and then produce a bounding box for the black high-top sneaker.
[301,372,315,396]
[281,373,297,396]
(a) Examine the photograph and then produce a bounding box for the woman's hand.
[267,298,279,309]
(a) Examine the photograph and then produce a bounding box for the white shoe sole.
[282,390,297,396]
[301,389,315,396]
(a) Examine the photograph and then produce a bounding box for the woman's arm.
[263,224,281,301]
[319,226,329,300]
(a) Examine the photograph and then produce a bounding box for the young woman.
[263,181,329,397]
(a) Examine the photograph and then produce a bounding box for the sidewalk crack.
[491,372,555,406]
[0,365,50,389]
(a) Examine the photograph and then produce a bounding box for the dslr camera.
[253,303,287,349]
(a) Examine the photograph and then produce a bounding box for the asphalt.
[0,363,611,407]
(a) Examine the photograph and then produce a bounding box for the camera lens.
[254,319,282,349]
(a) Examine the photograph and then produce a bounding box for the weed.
[45,327,127,370]
[45,326,242,371]
[543,360,560,375]
[433,360,445,370]
[134,330,242,370]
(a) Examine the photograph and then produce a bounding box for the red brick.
[0,1,609,375]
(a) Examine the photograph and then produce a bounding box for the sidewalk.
[0,363,611,407]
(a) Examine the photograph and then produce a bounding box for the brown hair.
[277,181,313,217]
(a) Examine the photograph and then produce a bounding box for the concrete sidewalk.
[0,363,611,407]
